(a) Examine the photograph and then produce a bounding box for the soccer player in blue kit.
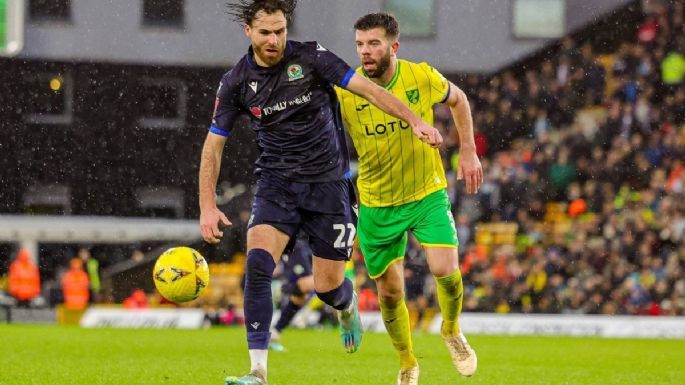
[198,1,443,384]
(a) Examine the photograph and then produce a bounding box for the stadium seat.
[23,184,72,215]
[597,54,617,96]
[475,223,519,248]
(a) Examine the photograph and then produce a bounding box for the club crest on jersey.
[287,64,304,81]
[406,89,420,104]
[250,106,262,119]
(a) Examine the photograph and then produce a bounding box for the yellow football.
[152,247,209,303]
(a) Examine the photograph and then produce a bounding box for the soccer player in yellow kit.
[336,12,483,385]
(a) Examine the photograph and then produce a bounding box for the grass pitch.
[1,324,683,385]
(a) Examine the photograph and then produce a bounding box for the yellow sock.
[380,297,418,369]
[435,269,464,337]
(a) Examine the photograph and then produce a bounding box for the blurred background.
[0,0,683,330]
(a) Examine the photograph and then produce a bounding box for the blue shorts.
[249,173,357,261]
[281,239,313,282]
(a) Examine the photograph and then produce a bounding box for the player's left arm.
[443,82,483,194]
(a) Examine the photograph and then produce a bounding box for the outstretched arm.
[199,132,231,243]
[444,82,483,194]
[345,73,443,147]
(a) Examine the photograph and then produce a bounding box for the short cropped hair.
[225,0,297,26]
[353,12,400,40]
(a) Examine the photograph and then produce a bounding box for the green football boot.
[224,372,267,385]
[338,291,363,353]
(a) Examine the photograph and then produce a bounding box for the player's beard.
[366,49,392,79]
[254,44,283,67]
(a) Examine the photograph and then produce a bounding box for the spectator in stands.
[61,258,90,309]
[78,248,101,303]
[638,14,658,43]
[581,44,607,105]
[661,46,685,90]
[123,289,149,309]
[548,148,577,200]
[130,248,145,263]
[8,248,41,307]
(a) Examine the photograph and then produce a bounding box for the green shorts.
[358,189,458,278]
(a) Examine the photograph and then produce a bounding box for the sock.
[316,278,353,311]
[244,248,276,353]
[380,296,418,369]
[274,299,302,333]
[435,269,464,337]
[248,349,267,380]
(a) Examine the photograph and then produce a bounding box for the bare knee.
[375,261,405,306]
[290,294,307,306]
[377,284,404,306]
[312,257,345,293]
[429,262,458,278]
[313,274,341,293]
[297,275,315,294]
[247,225,290,260]
[426,248,459,277]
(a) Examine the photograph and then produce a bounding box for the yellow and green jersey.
[336,59,450,207]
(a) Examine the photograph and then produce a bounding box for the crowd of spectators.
[392,0,685,317]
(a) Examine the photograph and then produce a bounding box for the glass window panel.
[385,0,435,37]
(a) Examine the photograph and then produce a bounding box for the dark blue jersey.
[210,40,355,183]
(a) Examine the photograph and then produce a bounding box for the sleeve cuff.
[340,68,356,88]
[439,86,451,104]
[209,125,229,137]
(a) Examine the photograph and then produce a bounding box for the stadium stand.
[431,0,685,317]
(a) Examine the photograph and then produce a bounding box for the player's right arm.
[199,132,231,244]
[345,73,443,147]
[199,73,242,244]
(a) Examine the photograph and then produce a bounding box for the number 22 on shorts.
[333,223,356,248]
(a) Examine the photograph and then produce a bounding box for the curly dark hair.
[225,0,297,26]
[354,12,400,40]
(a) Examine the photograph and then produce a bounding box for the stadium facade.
[1,0,633,218]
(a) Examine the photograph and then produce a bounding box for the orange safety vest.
[62,269,90,309]
[8,249,41,301]
[123,289,149,309]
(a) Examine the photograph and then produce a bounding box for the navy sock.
[243,248,276,350]
[275,299,303,332]
[316,278,353,311]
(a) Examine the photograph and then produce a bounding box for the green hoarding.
[0,0,7,51]
[0,0,23,56]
